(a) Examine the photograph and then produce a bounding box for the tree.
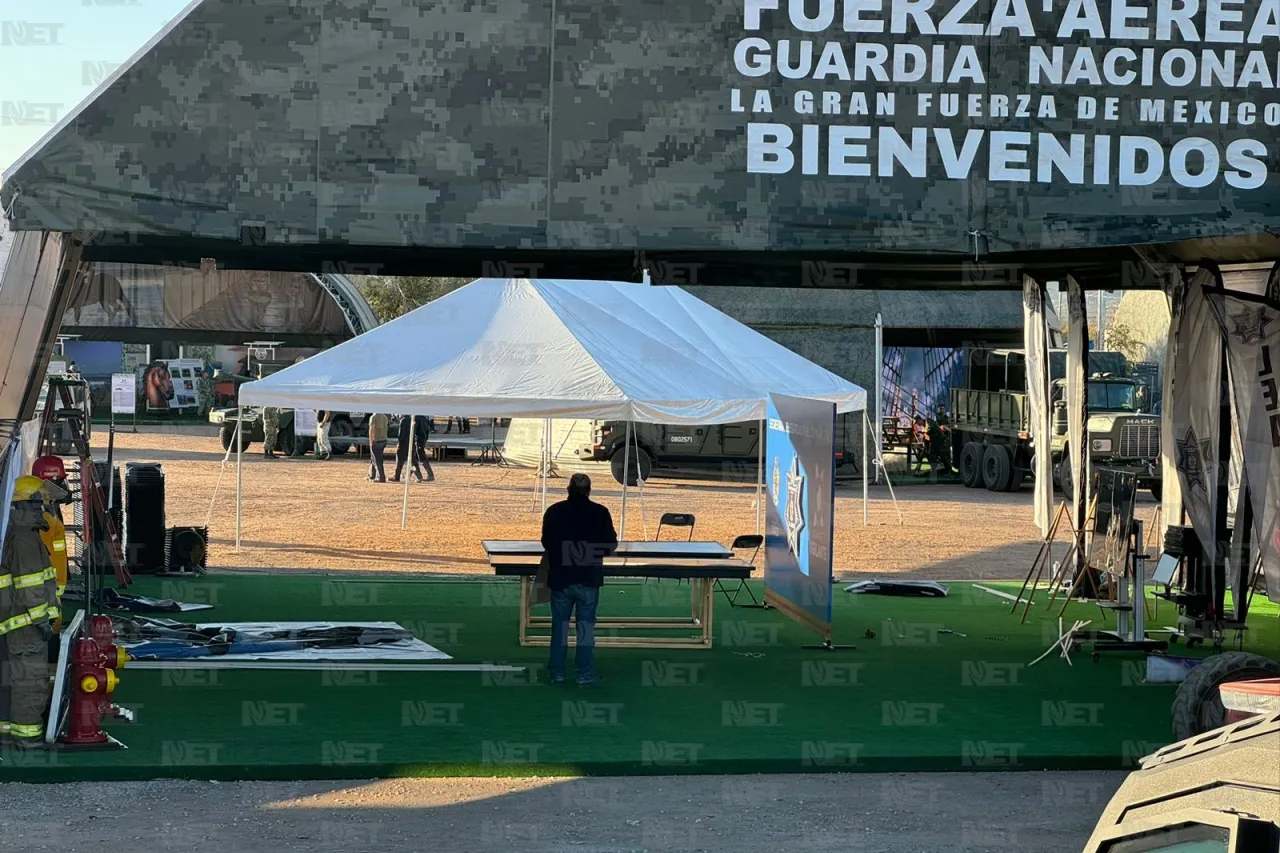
[354,276,471,323]
[1103,321,1146,363]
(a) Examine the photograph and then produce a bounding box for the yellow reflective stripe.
[57,584,67,597]
[10,722,43,738]
[52,541,66,551]
[13,567,55,589]
[0,721,10,734]
[0,613,31,634]
[26,603,55,623]
[0,574,11,589]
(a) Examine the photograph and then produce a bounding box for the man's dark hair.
[567,472,591,497]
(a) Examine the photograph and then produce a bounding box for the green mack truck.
[949,348,1162,500]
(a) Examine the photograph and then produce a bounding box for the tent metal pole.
[863,410,869,527]
[235,403,243,551]
[400,416,414,530]
[636,437,648,539]
[874,313,883,485]
[756,418,764,535]
[540,418,550,515]
[621,420,632,538]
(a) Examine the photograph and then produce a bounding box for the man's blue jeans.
[548,584,599,684]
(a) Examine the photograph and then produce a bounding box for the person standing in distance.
[540,473,617,686]
[262,406,280,459]
[367,412,389,482]
[315,410,332,460]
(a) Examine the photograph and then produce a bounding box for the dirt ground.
[1,772,1124,853]
[107,430,1160,580]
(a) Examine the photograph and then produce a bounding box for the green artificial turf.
[4,574,1276,782]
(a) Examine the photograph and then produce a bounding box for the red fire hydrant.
[61,617,129,746]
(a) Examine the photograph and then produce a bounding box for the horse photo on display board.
[143,363,175,411]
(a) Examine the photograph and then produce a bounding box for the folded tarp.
[119,620,451,662]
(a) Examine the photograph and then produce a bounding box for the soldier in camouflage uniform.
[262,406,279,458]
[195,364,215,415]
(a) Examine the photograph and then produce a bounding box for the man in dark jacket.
[540,473,617,686]
[413,415,435,482]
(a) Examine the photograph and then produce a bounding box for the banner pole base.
[801,640,857,651]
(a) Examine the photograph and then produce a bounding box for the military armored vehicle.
[950,348,1161,499]
[208,359,373,456]
[576,417,857,485]
[1081,711,1279,853]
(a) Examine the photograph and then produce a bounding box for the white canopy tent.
[235,278,867,541]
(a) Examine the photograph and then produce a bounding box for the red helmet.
[32,455,66,481]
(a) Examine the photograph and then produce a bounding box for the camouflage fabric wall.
[3,1,1279,257]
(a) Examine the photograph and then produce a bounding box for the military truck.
[208,359,374,456]
[575,417,858,485]
[950,348,1162,500]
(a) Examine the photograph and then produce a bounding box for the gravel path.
[107,432,1159,581]
[1,772,1123,853]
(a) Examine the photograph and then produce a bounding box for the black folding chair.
[717,534,766,608]
[655,512,696,541]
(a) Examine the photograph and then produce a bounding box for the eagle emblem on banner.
[785,456,805,559]
[1175,427,1212,494]
[1228,306,1274,344]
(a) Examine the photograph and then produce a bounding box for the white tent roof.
[239,278,866,423]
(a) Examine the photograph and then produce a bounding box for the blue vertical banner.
[764,393,837,641]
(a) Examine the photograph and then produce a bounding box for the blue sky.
[0,0,190,174]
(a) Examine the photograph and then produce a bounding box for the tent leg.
[235,404,243,551]
[636,439,648,540]
[621,420,632,539]
[540,418,550,515]
[401,417,414,530]
[874,313,883,486]
[756,418,764,535]
[862,413,869,527]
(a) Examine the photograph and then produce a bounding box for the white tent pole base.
[401,417,414,530]
[862,412,869,527]
[620,420,632,539]
[235,404,243,551]
[865,412,903,525]
[756,418,765,535]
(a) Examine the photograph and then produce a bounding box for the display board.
[881,347,967,427]
[111,374,136,415]
[293,409,317,435]
[764,393,836,640]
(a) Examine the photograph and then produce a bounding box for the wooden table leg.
[519,576,531,646]
[701,578,714,648]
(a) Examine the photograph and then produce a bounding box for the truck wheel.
[959,443,982,488]
[278,427,295,457]
[982,445,1013,491]
[1058,455,1075,504]
[1148,483,1162,502]
[610,446,652,486]
[328,418,354,456]
[220,423,250,452]
[1171,651,1280,740]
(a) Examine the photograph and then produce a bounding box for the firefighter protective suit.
[1,476,63,746]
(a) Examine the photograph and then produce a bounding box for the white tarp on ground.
[239,278,866,424]
[119,621,452,662]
